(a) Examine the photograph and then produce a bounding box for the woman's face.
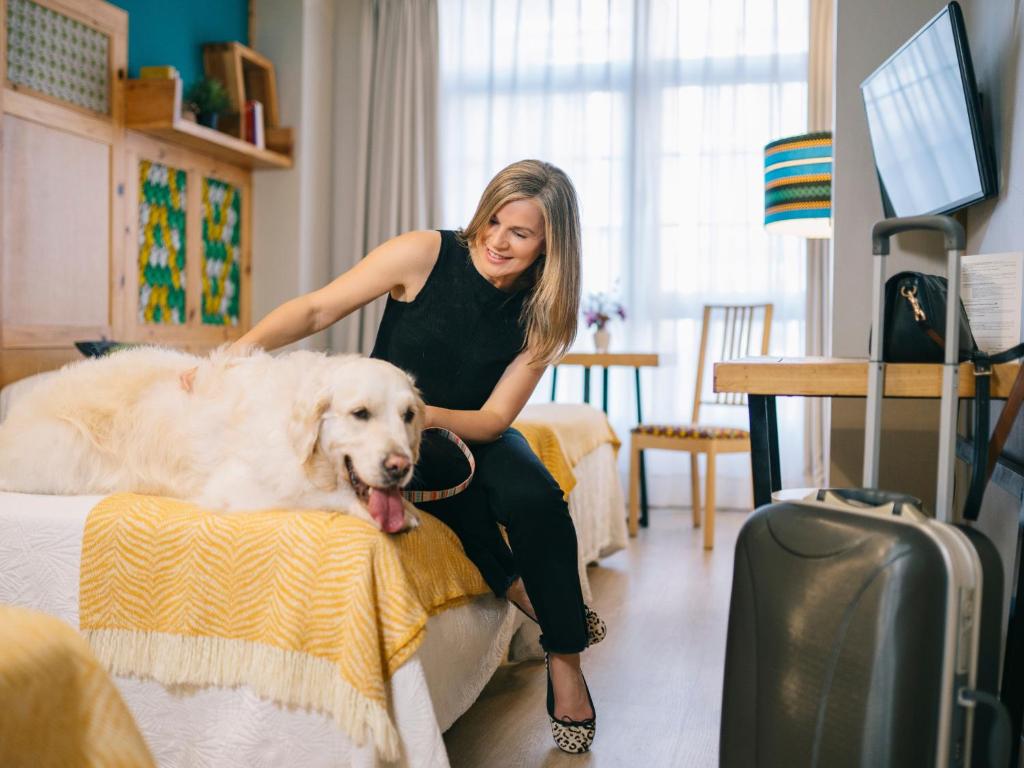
[471,198,546,291]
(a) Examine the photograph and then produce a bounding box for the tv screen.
[861,2,996,218]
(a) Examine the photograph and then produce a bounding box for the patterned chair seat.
[631,424,749,440]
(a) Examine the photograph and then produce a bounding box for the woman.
[221,159,601,753]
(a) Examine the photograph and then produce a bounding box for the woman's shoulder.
[387,229,443,261]
[376,230,445,303]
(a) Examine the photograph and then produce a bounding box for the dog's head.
[289,356,425,532]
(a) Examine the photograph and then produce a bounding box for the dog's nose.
[383,453,411,481]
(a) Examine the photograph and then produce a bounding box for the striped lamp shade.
[764,131,832,238]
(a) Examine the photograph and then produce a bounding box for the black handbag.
[874,271,1024,521]
[882,271,978,363]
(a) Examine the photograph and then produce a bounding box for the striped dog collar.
[400,427,476,503]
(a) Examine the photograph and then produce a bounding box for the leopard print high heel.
[545,654,596,753]
[583,605,606,646]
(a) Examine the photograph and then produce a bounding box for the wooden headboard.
[0,0,266,389]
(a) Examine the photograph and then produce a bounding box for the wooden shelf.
[124,79,292,170]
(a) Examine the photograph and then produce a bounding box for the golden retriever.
[0,347,425,532]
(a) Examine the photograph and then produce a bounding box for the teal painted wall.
[109,0,248,88]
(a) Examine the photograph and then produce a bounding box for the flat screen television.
[860,2,997,218]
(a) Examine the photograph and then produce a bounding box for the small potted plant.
[582,291,627,353]
[185,76,229,130]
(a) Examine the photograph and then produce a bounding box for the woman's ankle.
[549,652,582,673]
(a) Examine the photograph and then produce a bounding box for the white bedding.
[0,446,625,767]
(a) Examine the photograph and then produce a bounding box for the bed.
[0,375,626,768]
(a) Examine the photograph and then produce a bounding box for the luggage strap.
[964,341,1024,520]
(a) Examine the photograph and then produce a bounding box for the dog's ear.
[289,393,331,464]
[406,376,426,461]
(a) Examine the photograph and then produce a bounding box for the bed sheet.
[0,492,516,768]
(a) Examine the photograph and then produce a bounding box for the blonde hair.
[459,160,581,367]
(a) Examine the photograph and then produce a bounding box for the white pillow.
[0,371,58,424]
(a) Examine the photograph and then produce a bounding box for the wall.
[834,0,1023,617]
[250,0,364,351]
[960,0,1024,611]
[832,0,968,509]
[109,0,248,87]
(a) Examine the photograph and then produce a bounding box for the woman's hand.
[179,366,198,393]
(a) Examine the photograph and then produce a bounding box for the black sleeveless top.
[370,230,528,411]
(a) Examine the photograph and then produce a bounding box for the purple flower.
[582,291,627,329]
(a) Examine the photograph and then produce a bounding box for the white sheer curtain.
[439,0,811,507]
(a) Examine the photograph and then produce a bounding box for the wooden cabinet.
[121,132,252,347]
[0,0,291,387]
[0,0,127,385]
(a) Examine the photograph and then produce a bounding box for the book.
[140,65,179,80]
[244,100,265,149]
[960,251,1024,352]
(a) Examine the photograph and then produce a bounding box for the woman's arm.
[231,230,440,352]
[427,350,546,443]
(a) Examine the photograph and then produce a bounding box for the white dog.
[0,347,425,532]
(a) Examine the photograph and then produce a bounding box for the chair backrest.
[692,303,773,423]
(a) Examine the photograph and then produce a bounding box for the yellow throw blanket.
[514,403,622,496]
[0,604,155,768]
[79,494,490,760]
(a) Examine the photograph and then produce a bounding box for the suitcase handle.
[815,488,922,516]
[871,216,966,255]
[866,215,965,521]
[958,688,1011,768]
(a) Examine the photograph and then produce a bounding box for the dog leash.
[400,427,476,503]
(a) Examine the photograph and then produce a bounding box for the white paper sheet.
[960,252,1024,352]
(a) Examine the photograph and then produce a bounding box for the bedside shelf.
[124,79,292,170]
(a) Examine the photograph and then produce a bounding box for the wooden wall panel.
[0,0,125,385]
[1,114,111,339]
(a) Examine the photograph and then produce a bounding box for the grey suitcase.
[719,216,1010,767]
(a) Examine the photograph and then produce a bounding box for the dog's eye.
[351,407,371,421]
[402,408,415,424]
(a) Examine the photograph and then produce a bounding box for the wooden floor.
[443,506,746,767]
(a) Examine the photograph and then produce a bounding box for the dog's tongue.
[368,488,406,533]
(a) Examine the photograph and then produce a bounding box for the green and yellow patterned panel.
[6,0,110,114]
[138,160,187,325]
[201,177,241,326]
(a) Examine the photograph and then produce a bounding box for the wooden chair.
[628,303,773,549]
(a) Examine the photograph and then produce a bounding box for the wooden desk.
[552,351,660,526]
[713,356,1022,508]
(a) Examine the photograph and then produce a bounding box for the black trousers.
[411,428,589,654]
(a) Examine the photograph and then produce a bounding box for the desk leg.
[601,367,609,414]
[583,367,592,404]
[748,395,780,508]
[635,367,649,528]
[550,366,558,401]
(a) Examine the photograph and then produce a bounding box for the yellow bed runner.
[79,493,489,760]
[0,604,155,768]
[514,403,622,496]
